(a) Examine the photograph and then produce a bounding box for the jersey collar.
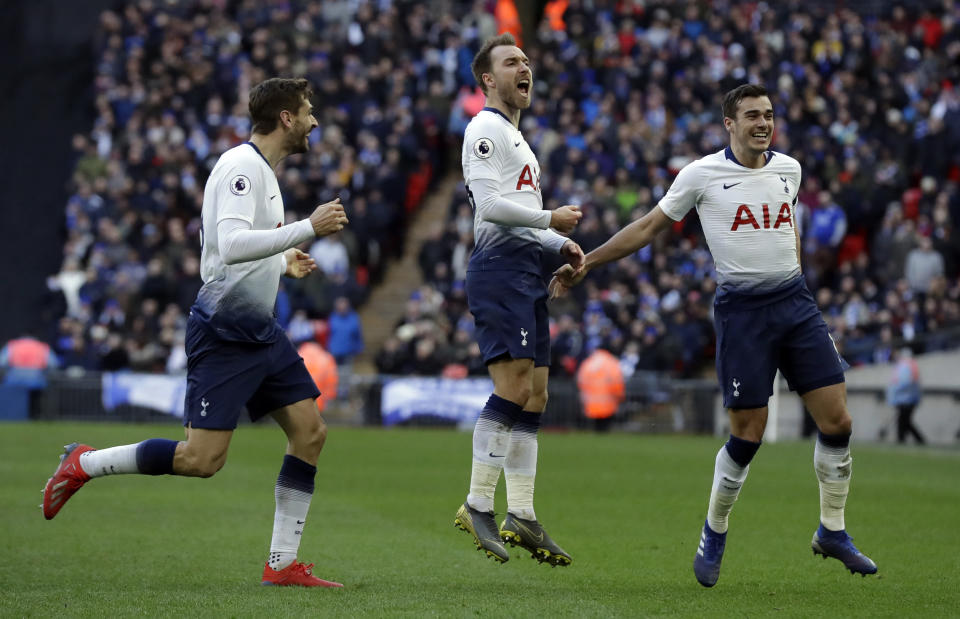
[725,146,774,168]
[482,106,515,126]
[245,141,272,168]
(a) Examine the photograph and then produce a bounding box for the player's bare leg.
[41,430,214,520]
[804,383,877,576]
[173,426,232,477]
[499,365,571,566]
[694,406,764,587]
[262,398,342,587]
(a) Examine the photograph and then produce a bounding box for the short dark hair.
[471,33,517,94]
[249,78,313,135]
[722,84,769,119]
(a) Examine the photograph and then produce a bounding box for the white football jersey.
[462,108,544,273]
[193,142,286,342]
[658,147,801,293]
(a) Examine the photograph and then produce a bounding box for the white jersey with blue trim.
[462,108,544,274]
[658,147,802,293]
[193,142,286,342]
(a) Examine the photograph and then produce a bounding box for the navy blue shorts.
[183,315,320,430]
[714,277,846,409]
[467,270,550,367]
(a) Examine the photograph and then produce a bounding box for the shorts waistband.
[714,275,805,310]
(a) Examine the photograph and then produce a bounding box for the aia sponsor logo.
[731,203,792,231]
[515,164,541,192]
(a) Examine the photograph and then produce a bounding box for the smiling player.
[42,78,349,587]
[453,33,584,567]
[551,84,877,586]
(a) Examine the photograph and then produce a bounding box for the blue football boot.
[811,523,878,576]
[693,520,726,587]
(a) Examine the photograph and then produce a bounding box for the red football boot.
[261,561,343,587]
[42,443,94,520]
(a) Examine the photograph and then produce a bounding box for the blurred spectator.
[885,347,925,444]
[1,334,59,389]
[905,235,945,294]
[327,297,364,366]
[410,337,445,376]
[808,192,848,252]
[576,345,625,432]
[1,333,60,417]
[375,336,408,375]
[551,314,585,376]
[299,341,338,413]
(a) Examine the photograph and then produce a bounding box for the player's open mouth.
[517,80,530,96]
[752,132,768,139]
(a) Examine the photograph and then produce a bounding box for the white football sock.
[814,439,852,531]
[466,412,512,513]
[78,444,139,478]
[505,420,539,521]
[269,484,313,570]
[706,446,750,534]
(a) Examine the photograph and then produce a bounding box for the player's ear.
[280,109,292,129]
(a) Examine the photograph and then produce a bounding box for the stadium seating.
[43,2,960,379]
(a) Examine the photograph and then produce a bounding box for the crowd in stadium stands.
[41,0,482,372]
[381,0,960,379]
[34,0,960,383]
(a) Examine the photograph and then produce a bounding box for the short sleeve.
[657,161,708,221]
[217,161,262,225]
[791,161,802,206]
[464,120,504,182]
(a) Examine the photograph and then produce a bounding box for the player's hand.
[549,205,582,234]
[284,248,317,279]
[309,197,349,237]
[560,240,584,271]
[548,275,569,299]
[548,263,588,298]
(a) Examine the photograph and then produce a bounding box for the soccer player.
[551,84,877,585]
[42,78,349,588]
[453,33,584,566]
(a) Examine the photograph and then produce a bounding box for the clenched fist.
[549,204,582,234]
[310,197,349,237]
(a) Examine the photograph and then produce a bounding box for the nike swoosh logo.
[270,194,278,200]
[723,182,741,189]
[489,452,504,458]
[296,520,306,524]
[514,142,521,147]
[516,521,544,543]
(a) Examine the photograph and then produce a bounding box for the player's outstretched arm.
[309,198,349,237]
[549,206,673,297]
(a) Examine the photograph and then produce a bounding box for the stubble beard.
[506,88,532,111]
[287,127,310,155]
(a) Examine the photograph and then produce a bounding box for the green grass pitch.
[2,422,959,617]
